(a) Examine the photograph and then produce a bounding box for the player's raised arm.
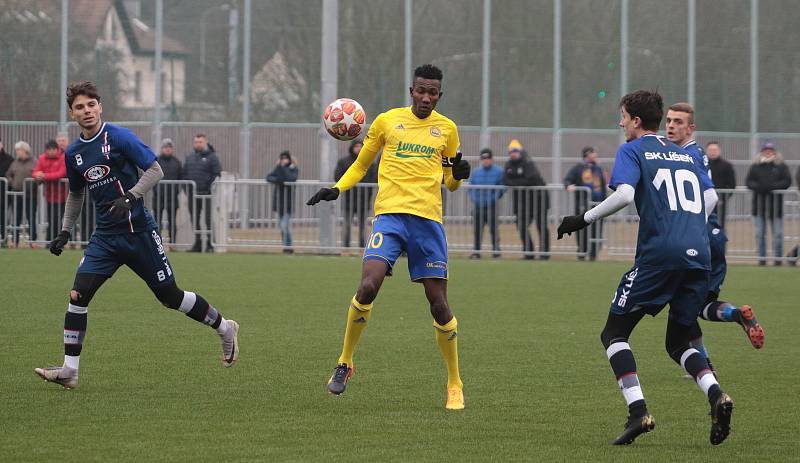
[307,115,383,206]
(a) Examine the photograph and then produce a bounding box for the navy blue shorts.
[708,226,728,297]
[363,214,448,281]
[610,266,710,326]
[78,228,175,288]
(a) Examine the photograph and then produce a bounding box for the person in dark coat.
[564,146,607,260]
[0,138,14,244]
[503,139,550,259]
[706,141,736,229]
[745,142,792,265]
[183,133,221,252]
[266,150,299,253]
[153,138,183,242]
[335,139,377,248]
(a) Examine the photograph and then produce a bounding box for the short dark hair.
[45,139,59,150]
[66,80,101,109]
[619,90,663,131]
[414,64,443,82]
[706,140,720,147]
[581,146,596,158]
[194,133,207,139]
[668,102,695,125]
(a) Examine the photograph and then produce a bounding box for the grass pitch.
[1,250,797,462]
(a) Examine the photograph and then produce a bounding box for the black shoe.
[709,393,734,445]
[492,252,501,258]
[611,412,655,445]
[189,244,201,253]
[283,248,294,254]
[523,254,535,260]
[326,363,354,395]
[205,245,215,253]
[469,253,480,259]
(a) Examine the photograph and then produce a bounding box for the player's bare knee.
[356,281,379,304]
[69,290,80,301]
[429,300,451,325]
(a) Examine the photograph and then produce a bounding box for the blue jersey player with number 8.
[35,81,239,390]
[557,90,734,446]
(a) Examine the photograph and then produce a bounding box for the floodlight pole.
[480,0,491,151]
[405,0,412,106]
[59,0,69,131]
[319,0,338,249]
[687,0,696,105]
[152,0,163,151]
[750,0,759,156]
[552,0,562,185]
[239,0,252,230]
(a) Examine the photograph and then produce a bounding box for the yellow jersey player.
[307,64,471,410]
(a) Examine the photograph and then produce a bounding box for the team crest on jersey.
[84,164,111,182]
[430,126,441,137]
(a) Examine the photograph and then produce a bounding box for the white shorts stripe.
[179,291,196,313]
[606,341,631,359]
[68,303,87,314]
[680,348,700,369]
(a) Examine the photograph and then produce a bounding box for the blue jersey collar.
[79,122,107,143]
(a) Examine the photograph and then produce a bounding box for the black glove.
[445,151,471,180]
[49,230,71,256]
[306,187,340,206]
[108,191,137,222]
[557,214,589,239]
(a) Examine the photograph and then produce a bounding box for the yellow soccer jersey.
[333,106,461,223]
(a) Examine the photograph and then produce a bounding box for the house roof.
[70,0,188,56]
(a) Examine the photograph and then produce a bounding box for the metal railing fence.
[2,176,797,265]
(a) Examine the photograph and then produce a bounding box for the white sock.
[215,317,229,336]
[64,355,80,370]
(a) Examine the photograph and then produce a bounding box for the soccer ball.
[322,98,366,141]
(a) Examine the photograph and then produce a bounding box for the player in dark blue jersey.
[558,91,733,446]
[35,81,239,390]
[665,103,765,370]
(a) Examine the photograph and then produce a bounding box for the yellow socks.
[434,317,463,389]
[337,296,373,366]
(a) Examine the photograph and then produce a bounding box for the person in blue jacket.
[469,148,504,258]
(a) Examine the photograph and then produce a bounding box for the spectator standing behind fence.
[335,139,377,249]
[746,142,791,266]
[184,133,220,252]
[564,146,607,260]
[33,139,68,242]
[7,141,37,246]
[503,139,550,260]
[706,141,736,229]
[266,151,299,254]
[0,138,12,245]
[153,138,182,243]
[469,148,504,259]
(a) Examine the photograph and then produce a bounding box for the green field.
[1,250,797,462]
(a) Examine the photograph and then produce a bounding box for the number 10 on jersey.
[652,168,702,214]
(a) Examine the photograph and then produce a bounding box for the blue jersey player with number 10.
[35,81,239,390]
[557,90,734,446]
